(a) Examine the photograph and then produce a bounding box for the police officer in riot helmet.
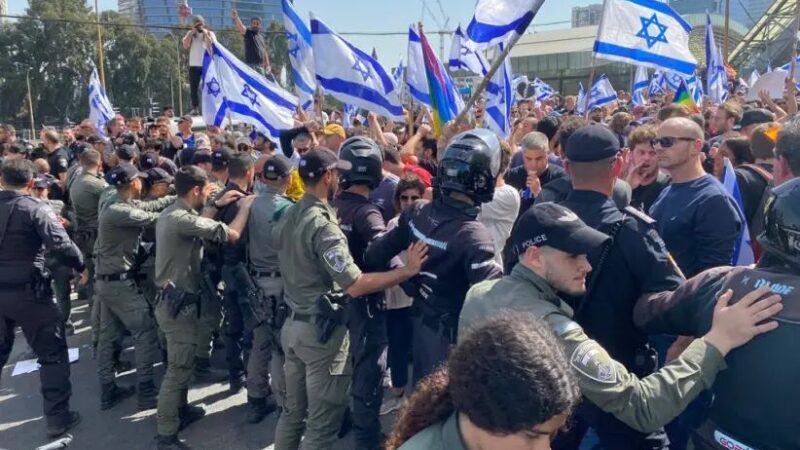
[635,177,800,450]
[334,136,388,450]
[364,129,503,385]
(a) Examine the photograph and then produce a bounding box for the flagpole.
[406,26,415,136]
[790,0,800,103]
[95,0,106,88]
[177,13,185,116]
[26,69,35,136]
[723,0,730,64]
[583,0,609,117]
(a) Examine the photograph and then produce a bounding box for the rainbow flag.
[673,78,699,113]
[418,25,462,137]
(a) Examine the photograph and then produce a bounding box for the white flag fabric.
[484,43,513,137]
[282,0,315,109]
[311,15,404,120]
[466,0,545,47]
[587,75,617,109]
[201,39,298,142]
[594,0,697,75]
[721,158,755,266]
[407,26,432,106]
[88,67,115,136]
[576,82,586,115]
[705,13,728,103]
[532,78,555,101]
[748,70,760,89]
[343,104,358,128]
[393,57,405,85]
[512,75,530,101]
[631,65,649,105]
[449,25,490,76]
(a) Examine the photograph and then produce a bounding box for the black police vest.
[705,267,800,450]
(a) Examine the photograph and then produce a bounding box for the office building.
[668,0,775,28]
[571,4,604,28]
[119,0,281,35]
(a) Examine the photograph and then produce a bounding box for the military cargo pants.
[155,300,198,436]
[95,279,159,384]
[139,271,166,351]
[248,275,286,408]
[194,289,221,359]
[275,317,351,450]
[347,298,388,450]
[49,263,73,325]
[75,233,100,343]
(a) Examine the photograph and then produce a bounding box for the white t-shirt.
[189,30,216,67]
[478,184,521,267]
[384,217,414,310]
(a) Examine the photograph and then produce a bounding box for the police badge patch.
[323,247,348,273]
[570,340,618,384]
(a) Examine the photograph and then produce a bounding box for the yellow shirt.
[286,168,305,202]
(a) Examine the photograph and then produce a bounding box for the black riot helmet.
[759,177,800,270]
[437,128,502,204]
[338,136,383,190]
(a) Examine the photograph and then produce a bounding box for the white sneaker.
[379,391,405,416]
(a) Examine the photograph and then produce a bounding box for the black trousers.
[221,265,253,377]
[386,307,412,388]
[0,287,72,427]
[189,66,203,109]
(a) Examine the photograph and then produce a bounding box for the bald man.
[649,117,742,278]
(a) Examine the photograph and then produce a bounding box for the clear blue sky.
[9,0,599,62]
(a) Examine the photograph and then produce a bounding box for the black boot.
[245,396,276,424]
[137,380,159,410]
[178,404,206,431]
[192,357,227,384]
[229,371,245,394]
[156,434,193,450]
[338,406,353,438]
[46,411,81,437]
[100,382,136,410]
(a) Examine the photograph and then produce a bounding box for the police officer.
[69,148,106,349]
[213,153,256,392]
[94,165,175,411]
[0,160,85,437]
[154,166,253,450]
[242,154,293,423]
[554,124,685,449]
[364,129,503,384]
[271,148,428,450]
[42,129,70,200]
[634,177,800,450]
[334,136,388,450]
[459,202,782,438]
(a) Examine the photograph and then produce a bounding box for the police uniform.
[635,178,800,450]
[94,166,173,410]
[37,176,74,327]
[0,178,84,436]
[335,137,388,450]
[243,155,293,421]
[46,145,70,200]
[460,203,727,436]
[271,149,359,450]
[154,197,230,441]
[364,129,503,384]
[396,412,469,450]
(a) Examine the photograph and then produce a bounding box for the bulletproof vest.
[707,267,800,450]
[335,194,372,269]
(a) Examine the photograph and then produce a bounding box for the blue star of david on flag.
[460,44,474,57]
[206,77,221,98]
[241,83,260,107]
[636,13,669,48]
[286,32,300,58]
[352,55,372,82]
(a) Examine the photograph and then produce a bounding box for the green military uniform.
[396,412,467,450]
[271,193,361,450]
[94,195,173,389]
[154,199,230,437]
[69,169,107,343]
[459,263,726,433]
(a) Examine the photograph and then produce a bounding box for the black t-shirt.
[46,147,70,201]
[244,29,265,65]
[630,172,671,213]
[735,163,773,227]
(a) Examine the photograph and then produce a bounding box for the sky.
[8,0,600,62]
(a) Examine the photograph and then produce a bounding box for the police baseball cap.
[260,154,292,180]
[106,164,148,186]
[145,167,173,185]
[115,143,139,161]
[512,203,610,256]
[191,150,213,165]
[212,147,234,167]
[740,108,775,129]
[33,174,56,190]
[140,151,159,170]
[565,124,621,162]
[298,148,351,180]
[86,134,104,145]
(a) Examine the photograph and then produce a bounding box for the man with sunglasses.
[554,125,684,450]
[650,118,742,279]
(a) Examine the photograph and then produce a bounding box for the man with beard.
[625,125,671,212]
[232,10,272,79]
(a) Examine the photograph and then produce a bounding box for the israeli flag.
[311,15,404,120]
[449,25,489,76]
[631,65,649,105]
[282,0,315,110]
[705,13,728,103]
[721,158,755,266]
[407,26,432,106]
[393,57,405,85]
[576,82,586,115]
[201,40,298,142]
[88,67,115,136]
[587,75,617,109]
[532,78,555,101]
[512,75,529,101]
[594,0,697,75]
[466,0,545,47]
[648,70,664,95]
[685,74,704,106]
[484,43,513,137]
[343,104,358,128]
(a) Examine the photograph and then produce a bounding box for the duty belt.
[289,311,315,323]
[249,269,281,278]
[96,272,137,282]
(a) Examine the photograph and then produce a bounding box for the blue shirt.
[649,174,742,278]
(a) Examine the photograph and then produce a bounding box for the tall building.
[667,0,775,28]
[0,0,7,26]
[119,0,282,35]
[571,4,604,28]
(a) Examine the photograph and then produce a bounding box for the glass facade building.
[667,0,775,28]
[119,0,281,35]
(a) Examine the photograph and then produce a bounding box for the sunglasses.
[400,195,421,202]
[652,137,696,148]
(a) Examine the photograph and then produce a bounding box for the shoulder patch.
[323,246,348,273]
[624,206,656,226]
[570,340,618,384]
